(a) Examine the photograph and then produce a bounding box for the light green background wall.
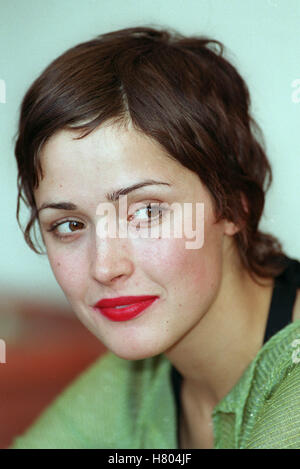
[0,0,299,303]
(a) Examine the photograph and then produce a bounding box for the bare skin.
[176,271,300,449]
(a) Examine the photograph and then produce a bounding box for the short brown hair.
[14,25,286,280]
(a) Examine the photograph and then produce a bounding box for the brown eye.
[68,221,84,232]
[48,219,86,239]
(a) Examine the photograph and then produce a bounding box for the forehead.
[34,123,216,224]
[36,123,202,195]
[33,123,216,219]
[39,124,184,180]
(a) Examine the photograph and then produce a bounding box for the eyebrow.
[37,179,171,213]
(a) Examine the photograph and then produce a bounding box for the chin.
[75,306,169,361]
[105,342,162,361]
[94,333,165,361]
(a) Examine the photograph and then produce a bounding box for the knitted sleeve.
[245,348,300,449]
[8,352,174,449]
[9,353,138,449]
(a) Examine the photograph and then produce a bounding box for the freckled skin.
[35,123,237,361]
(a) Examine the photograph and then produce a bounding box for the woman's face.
[35,123,235,360]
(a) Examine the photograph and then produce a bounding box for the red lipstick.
[93,296,159,322]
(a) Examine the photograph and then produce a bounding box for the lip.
[93,295,159,322]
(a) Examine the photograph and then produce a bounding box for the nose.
[90,236,134,286]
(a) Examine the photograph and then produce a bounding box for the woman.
[11,26,300,449]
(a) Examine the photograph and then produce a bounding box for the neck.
[164,242,274,412]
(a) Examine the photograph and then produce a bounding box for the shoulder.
[254,319,300,393]
[242,320,300,448]
[10,352,171,449]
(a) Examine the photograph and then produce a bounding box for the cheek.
[47,248,87,298]
[136,218,224,303]
[137,236,221,295]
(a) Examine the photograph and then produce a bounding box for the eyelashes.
[129,203,168,226]
[47,220,85,238]
[46,202,169,241]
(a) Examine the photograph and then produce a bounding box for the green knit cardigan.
[10,320,300,449]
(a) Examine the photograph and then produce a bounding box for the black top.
[170,256,300,447]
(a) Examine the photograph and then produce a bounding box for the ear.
[223,192,248,236]
[223,219,240,236]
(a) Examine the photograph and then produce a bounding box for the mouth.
[93,295,159,322]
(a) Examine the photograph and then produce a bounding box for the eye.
[47,219,85,239]
[128,203,168,226]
